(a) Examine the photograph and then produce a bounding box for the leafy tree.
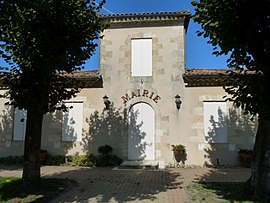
[192,0,270,201]
[0,0,105,186]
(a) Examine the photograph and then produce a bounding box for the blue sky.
[0,0,229,70]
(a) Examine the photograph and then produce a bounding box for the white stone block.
[54,142,60,149]
[192,107,203,115]
[5,141,11,148]
[229,144,236,151]
[198,143,205,151]
[156,129,163,136]
[158,160,165,169]
[156,149,161,158]
[191,122,204,129]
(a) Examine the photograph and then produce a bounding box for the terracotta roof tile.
[67,70,103,88]
[184,68,229,76]
[64,70,101,78]
[0,70,103,88]
[183,68,229,87]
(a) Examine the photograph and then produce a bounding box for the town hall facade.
[0,11,256,168]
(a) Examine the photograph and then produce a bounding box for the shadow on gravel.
[44,167,183,202]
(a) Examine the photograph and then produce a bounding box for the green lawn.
[187,182,257,203]
[0,176,74,203]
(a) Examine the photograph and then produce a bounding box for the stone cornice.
[99,10,191,29]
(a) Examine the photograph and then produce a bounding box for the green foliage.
[0,177,38,202]
[66,155,95,167]
[0,177,23,201]
[46,155,66,166]
[0,156,23,165]
[88,153,97,165]
[238,149,253,154]
[187,182,256,203]
[0,0,106,113]
[96,145,123,166]
[96,155,123,167]
[45,153,122,167]
[192,2,270,200]
[0,177,73,202]
[0,153,122,167]
[0,154,96,167]
[46,154,96,167]
[192,0,270,119]
[0,0,106,183]
[98,144,113,155]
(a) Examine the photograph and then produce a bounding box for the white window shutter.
[62,102,83,142]
[131,39,141,76]
[203,102,228,143]
[131,39,152,76]
[13,108,27,141]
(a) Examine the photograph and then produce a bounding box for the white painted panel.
[203,102,228,143]
[141,39,152,76]
[128,103,155,160]
[62,102,83,142]
[229,144,236,151]
[13,108,27,141]
[131,39,152,76]
[198,143,205,151]
[131,39,141,76]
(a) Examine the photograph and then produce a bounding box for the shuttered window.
[131,38,152,76]
[13,108,27,141]
[62,102,83,142]
[203,102,228,143]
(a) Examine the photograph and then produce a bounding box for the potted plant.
[238,148,252,168]
[98,144,113,155]
[172,144,186,155]
[39,149,48,165]
[171,144,187,164]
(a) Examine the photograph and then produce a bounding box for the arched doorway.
[128,103,155,160]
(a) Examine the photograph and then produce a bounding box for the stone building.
[0,11,256,167]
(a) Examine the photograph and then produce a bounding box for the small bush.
[46,155,66,166]
[0,156,23,165]
[67,155,95,167]
[98,145,113,155]
[88,153,97,165]
[96,155,122,167]
[46,154,96,167]
[171,144,186,154]
[108,155,123,166]
[95,145,122,167]
[238,148,253,154]
[0,151,122,167]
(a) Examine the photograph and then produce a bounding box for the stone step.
[113,160,164,170]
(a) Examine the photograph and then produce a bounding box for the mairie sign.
[121,89,161,104]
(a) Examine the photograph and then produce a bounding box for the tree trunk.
[22,109,44,187]
[251,119,270,202]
